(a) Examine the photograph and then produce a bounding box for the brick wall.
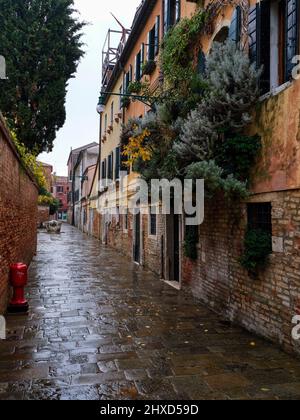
[37,206,50,227]
[0,116,38,314]
[99,210,164,277]
[182,190,300,356]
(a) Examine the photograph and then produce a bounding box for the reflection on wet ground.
[1,224,300,400]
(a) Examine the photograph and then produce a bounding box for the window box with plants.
[142,60,156,76]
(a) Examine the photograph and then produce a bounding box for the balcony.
[102,26,131,90]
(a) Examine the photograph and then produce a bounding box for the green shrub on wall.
[240,229,272,276]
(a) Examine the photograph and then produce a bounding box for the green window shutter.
[155,16,160,56]
[258,0,271,93]
[248,5,258,66]
[229,6,241,44]
[176,0,181,23]
[141,43,145,65]
[115,147,120,180]
[147,31,152,61]
[164,0,169,34]
[285,0,299,80]
[248,1,270,94]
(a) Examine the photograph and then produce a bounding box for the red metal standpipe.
[8,263,29,314]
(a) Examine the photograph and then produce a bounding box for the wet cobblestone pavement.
[1,224,300,400]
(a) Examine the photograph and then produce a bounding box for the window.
[110,102,114,126]
[247,203,272,235]
[229,6,242,44]
[119,85,123,110]
[57,186,64,193]
[124,212,129,231]
[148,17,160,61]
[115,146,121,180]
[104,114,108,132]
[101,159,107,187]
[285,0,299,79]
[149,210,157,236]
[164,0,180,35]
[108,152,113,180]
[248,5,258,65]
[135,50,142,81]
[248,0,300,93]
[124,70,131,93]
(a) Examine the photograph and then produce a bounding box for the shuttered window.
[101,159,107,186]
[285,0,299,80]
[248,2,270,94]
[115,146,120,180]
[248,5,258,65]
[155,16,160,56]
[163,0,180,35]
[229,6,242,44]
[108,153,113,180]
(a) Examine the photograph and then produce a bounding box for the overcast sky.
[38,0,140,176]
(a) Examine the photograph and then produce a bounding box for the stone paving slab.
[0,224,300,400]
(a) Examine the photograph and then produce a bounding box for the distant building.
[52,175,69,221]
[37,162,53,226]
[67,143,99,226]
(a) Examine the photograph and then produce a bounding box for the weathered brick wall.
[182,191,300,356]
[101,210,164,276]
[0,117,38,314]
[37,206,50,227]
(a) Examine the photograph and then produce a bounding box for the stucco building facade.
[86,0,300,355]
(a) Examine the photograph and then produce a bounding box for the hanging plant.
[127,81,143,94]
[121,96,131,109]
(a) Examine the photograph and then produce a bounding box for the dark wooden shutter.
[147,31,151,61]
[115,147,120,180]
[248,1,270,94]
[175,0,181,23]
[285,0,299,80]
[229,6,242,44]
[259,0,271,93]
[248,5,258,65]
[141,43,145,65]
[163,0,169,34]
[108,154,112,180]
[155,16,160,55]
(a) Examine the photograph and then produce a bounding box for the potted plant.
[142,60,156,76]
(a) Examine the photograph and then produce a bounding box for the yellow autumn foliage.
[122,128,152,167]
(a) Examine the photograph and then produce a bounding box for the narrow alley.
[1,225,300,400]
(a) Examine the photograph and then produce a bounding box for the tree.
[0,0,85,154]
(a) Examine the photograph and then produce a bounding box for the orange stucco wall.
[124,0,197,122]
